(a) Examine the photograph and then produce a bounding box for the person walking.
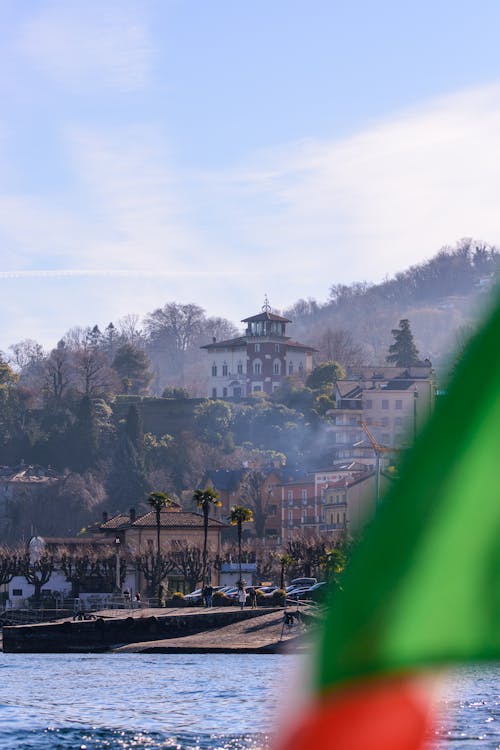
[247,586,257,609]
[204,584,214,608]
[237,584,247,610]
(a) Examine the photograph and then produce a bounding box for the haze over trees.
[0,238,497,543]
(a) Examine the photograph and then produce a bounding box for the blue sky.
[1,0,500,352]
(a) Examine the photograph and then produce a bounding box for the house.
[201,299,315,398]
[97,505,226,554]
[202,469,247,517]
[278,462,390,541]
[331,365,435,462]
[322,471,394,535]
[7,534,134,608]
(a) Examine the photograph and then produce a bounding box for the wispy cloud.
[205,83,500,288]
[2,82,500,350]
[0,269,247,280]
[16,1,153,92]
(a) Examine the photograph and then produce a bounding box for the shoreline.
[2,605,316,654]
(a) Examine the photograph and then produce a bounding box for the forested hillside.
[284,238,499,372]
[1,237,497,541]
[1,239,497,404]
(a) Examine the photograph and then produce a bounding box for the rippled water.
[0,654,497,749]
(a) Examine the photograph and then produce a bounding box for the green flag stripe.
[317,299,500,691]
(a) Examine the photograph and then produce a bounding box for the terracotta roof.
[100,513,131,530]
[132,509,228,528]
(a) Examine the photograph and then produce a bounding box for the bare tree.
[0,548,22,586]
[43,342,72,404]
[315,327,365,368]
[240,470,269,539]
[170,541,204,592]
[21,552,55,603]
[135,548,177,598]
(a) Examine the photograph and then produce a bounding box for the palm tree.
[192,488,221,586]
[277,552,293,590]
[147,490,175,603]
[228,505,254,586]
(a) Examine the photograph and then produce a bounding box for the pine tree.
[386,319,421,367]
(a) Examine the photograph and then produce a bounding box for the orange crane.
[358,420,401,506]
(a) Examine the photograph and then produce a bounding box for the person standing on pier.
[237,584,247,610]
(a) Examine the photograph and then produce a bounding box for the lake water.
[0,654,497,749]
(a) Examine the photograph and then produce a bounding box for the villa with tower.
[202,299,315,398]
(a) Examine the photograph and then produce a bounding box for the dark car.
[294,581,328,601]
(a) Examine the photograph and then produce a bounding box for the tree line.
[0,532,349,604]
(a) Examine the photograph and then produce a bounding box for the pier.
[2,604,315,654]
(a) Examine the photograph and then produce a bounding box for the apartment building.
[331,365,435,462]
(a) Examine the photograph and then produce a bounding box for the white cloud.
[206,83,500,288]
[2,83,500,350]
[16,1,153,92]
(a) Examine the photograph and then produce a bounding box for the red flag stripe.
[275,674,435,750]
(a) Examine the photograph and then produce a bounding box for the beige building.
[97,505,226,555]
[323,471,393,536]
[332,365,435,463]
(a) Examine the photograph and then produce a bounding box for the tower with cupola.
[202,297,315,398]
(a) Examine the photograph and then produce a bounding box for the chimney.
[130,507,136,522]
[102,511,108,524]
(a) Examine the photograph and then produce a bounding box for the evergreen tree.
[112,343,153,394]
[106,433,150,509]
[125,404,144,458]
[71,396,98,472]
[386,319,421,367]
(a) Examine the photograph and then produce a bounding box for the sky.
[2,0,500,353]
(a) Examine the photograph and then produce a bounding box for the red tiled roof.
[100,514,131,530]
[132,510,228,528]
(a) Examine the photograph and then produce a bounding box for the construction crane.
[358,420,401,506]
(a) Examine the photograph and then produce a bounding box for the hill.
[282,238,499,375]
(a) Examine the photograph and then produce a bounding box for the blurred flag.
[276,300,500,750]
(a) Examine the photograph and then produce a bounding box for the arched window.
[273,359,281,375]
[237,361,243,374]
[211,363,217,377]
[288,361,294,375]
[222,362,228,376]
[253,359,262,375]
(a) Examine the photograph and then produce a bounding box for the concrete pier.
[2,605,313,654]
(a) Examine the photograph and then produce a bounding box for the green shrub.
[271,589,286,605]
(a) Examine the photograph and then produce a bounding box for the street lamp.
[114,536,121,592]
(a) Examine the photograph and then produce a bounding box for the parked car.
[294,581,328,601]
[287,586,313,601]
[183,588,204,604]
[183,585,226,604]
[255,586,278,597]
[290,577,317,588]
